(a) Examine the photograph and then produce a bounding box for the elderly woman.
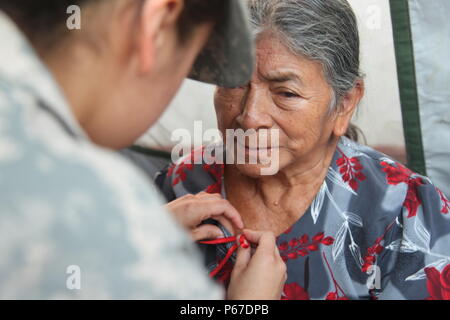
[158,0,450,300]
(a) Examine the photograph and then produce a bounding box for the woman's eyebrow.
[261,71,303,85]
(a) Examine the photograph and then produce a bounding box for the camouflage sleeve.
[0,149,223,299]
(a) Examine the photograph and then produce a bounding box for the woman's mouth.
[235,138,279,151]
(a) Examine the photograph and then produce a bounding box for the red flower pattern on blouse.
[325,292,350,300]
[203,163,224,194]
[380,161,425,218]
[168,148,205,186]
[282,283,310,300]
[425,265,450,300]
[336,150,366,191]
[278,232,334,262]
[282,253,350,300]
[361,220,396,273]
[323,252,349,300]
[283,226,293,234]
[362,240,384,273]
[436,187,450,214]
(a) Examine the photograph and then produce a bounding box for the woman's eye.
[278,91,299,98]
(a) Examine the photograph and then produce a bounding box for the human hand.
[227,230,287,300]
[165,192,244,241]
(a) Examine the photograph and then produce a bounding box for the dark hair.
[177,0,225,43]
[345,123,365,143]
[0,0,224,48]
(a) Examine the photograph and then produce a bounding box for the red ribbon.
[199,235,249,278]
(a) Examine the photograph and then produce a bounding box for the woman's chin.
[234,162,281,178]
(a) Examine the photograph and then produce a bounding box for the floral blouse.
[155,137,450,300]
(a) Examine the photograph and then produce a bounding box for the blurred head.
[1,0,224,149]
[214,0,364,177]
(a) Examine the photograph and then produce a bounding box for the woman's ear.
[332,79,365,137]
[138,0,185,74]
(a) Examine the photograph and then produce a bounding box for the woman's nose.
[236,87,273,130]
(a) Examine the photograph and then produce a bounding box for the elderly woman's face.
[214,33,339,176]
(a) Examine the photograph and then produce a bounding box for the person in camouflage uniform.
[0,0,286,299]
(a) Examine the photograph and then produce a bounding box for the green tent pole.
[389,0,426,175]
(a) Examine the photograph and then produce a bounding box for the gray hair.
[248,0,362,112]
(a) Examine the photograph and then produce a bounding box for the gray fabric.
[409,0,450,198]
[189,0,255,88]
[119,148,170,183]
[0,12,223,299]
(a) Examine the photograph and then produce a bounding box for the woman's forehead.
[256,32,296,62]
[254,33,324,84]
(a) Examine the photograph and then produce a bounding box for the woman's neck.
[224,138,339,234]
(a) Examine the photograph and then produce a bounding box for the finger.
[169,193,194,205]
[243,229,271,244]
[171,198,244,230]
[196,199,244,229]
[213,216,237,236]
[233,235,252,274]
[196,192,223,199]
[274,243,282,258]
[191,224,224,241]
[168,192,220,206]
[245,230,276,256]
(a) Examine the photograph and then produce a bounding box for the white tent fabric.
[348,0,404,152]
[137,80,217,150]
[409,0,450,197]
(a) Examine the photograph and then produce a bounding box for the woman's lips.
[235,139,279,151]
[244,146,278,151]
